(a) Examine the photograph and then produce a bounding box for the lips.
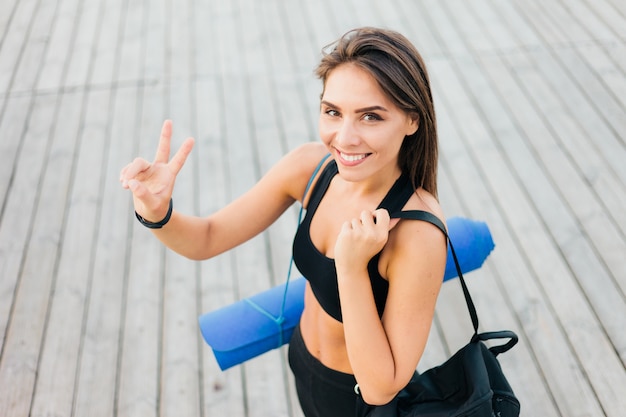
[338,151,370,162]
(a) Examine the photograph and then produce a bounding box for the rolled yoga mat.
[199,216,495,370]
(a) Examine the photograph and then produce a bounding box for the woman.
[120,27,447,417]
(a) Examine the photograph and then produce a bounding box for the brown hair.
[316,27,438,198]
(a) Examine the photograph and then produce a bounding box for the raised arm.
[334,205,447,405]
[120,120,329,260]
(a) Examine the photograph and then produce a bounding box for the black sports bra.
[292,160,415,322]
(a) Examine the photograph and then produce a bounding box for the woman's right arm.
[120,120,328,260]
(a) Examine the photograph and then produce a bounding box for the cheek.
[318,118,334,145]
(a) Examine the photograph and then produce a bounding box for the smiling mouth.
[338,151,370,162]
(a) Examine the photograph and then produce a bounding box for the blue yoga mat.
[199,216,495,370]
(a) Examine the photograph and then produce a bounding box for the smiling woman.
[120,27,446,417]
[318,64,419,183]
[315,27,438,198]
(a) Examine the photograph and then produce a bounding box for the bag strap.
[389,210,479,333]
[389,210,517,355]
[284,153,332,287]
[244,153,331,347]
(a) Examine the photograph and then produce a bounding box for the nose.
[335,119,360,147]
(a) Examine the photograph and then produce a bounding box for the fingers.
[168,137,195,175]
[372,209,391,229]
[120,157,151,187]
[154,120,173,164]
[154,120,194,175]
[343,210,390,232]
[127,178,154,203]
[126,179,166,221]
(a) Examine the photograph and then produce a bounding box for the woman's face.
[319,63,418,184]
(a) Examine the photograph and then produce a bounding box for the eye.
[324,109,340,117]
[362,113,382,121]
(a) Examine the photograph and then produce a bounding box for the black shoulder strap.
[390,210,518,354]
[389,210,479,335]
[304,158,336,213]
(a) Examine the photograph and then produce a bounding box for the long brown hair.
[315,27,438,198]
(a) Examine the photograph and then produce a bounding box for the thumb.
[373,208,398,231]
[388,218,400,231]
[128,179,161,213]
[374,208,400,231]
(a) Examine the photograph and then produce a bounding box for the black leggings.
[288,324,359,417]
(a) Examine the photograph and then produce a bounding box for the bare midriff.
[298,282,354,374]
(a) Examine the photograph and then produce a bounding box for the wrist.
[336,262,369,282]
[135,199,173,229]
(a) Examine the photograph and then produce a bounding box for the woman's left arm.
[335,209,447,406]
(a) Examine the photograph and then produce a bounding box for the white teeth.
[340,152,367,162]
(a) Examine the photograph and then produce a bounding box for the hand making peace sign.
[119,120,195,223]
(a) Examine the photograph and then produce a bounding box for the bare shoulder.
[396,188,446,236]
[278,142,331,204]
[381,188,447,281]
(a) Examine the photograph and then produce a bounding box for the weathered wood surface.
[0,0,624,416]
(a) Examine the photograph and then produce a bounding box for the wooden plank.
[478,45,626,335]
[28,0,114,410]
[0,0,19,49]
[238,5,309,416]
[496,56,626,416]
[71,88,125,417]
[0,88,83,417]
[444,0,626,396]
[433,76,562,416]
[277,0,320,74]
[116,0,148,85]
[504,48,626,292]
[418,4,625,412]
[158,2,202,414]
[194,75,247,415]
[211,3,293,415]
[29,88,106,417]
[116,84,165,417]
[35,0,83,91]
[86,0,127,88]
[601,0,626,18]
[468,1,626,270]
[573,41,626,126]
[0,94,30,226]
[142,0,167,82]
[483,0,546,50]
[72,2,145,415]
[259,0,318,152]
[160,112,202,417]
[277,0,323,134]
[0,0,39,93]
[525,0,594,43]
[509,0,572,45]
[446,0,626,340]
[192,10,246,415]
[0,1,623,417]
[0,94,53,354]
[395,0,448,59]
[240,4,296,284]
[580,0,626,42]
[558,0,624,42]
[520,0,626,166]
[432,67,604,417]
[429,12,626,414]
[9,0,57,93]
[449,0,519,53]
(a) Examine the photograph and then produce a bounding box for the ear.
[406,112,419,136]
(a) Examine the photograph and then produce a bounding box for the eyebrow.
[321,100,389,113]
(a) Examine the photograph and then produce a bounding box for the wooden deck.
[0,0,624,416]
